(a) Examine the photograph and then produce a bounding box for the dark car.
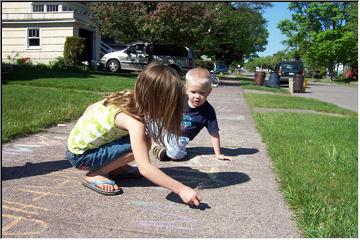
[274,60,304,83]
[213,61,229,74]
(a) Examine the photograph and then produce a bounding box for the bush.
[196,59,214,71]
[64,37,87,66]
[16,57,32,65]
[50,56,66,70]
[35,63,50,70]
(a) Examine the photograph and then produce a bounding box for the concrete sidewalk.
[2,78,301,237]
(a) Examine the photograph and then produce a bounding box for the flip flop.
[82,180,123,195]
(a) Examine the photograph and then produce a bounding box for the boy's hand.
[179,186,202,206]
[216,154,232,161]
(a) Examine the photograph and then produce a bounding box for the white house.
[2,2,101,64]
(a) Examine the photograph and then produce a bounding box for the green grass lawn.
[245,93,358,237]
[238,77,289,94]
[245,93,356,116]
[2,68,136,142]
[5,68,136,92]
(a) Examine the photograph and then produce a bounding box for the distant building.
[2,2,101,64]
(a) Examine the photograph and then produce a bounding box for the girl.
[66,64,201,206]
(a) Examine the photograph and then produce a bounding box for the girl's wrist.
[177,185,189,195]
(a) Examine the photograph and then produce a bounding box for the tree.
[244,50,293,71]
[277,2,357,80]
[88,2,270,65]
[199,2,269,65]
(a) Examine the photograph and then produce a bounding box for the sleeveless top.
[67,102,129,155]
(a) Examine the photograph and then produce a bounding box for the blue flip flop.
[82,179,123,195]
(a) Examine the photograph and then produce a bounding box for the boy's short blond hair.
[185,67,212,89]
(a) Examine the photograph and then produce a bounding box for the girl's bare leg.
[85,152,135,192]
[84,135,152,192]
[109,134,152,176]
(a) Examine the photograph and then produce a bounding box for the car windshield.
[282,64,299,71]
[153,45,188,56]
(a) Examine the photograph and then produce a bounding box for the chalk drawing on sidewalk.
[37,134,66,146]
[3,135,65,155]
[1,169,81,237]
[2,201,48,237]
[2,200,49,215]
[4,144,42,154]
[130,199,198,232]
[18,188,67,201]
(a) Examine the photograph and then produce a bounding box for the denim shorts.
[66,136,132,171]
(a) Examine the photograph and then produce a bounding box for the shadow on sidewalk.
[2,160,72,181]
[119,166,250,190]
[187,146,258,156]
[119,166,250,210]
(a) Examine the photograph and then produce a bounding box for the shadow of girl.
[119,166,250,189]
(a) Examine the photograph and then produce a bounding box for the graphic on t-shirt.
[182,114,192,128]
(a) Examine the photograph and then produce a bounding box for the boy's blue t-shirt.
[181,100,219,141]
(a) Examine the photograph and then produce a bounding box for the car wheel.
[107,59,120,72]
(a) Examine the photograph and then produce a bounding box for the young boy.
[153,67,231,161]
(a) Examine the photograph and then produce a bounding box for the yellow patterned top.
[67,102,129,155]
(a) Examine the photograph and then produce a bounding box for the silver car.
[100,42,195,75]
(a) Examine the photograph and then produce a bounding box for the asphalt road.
[242,71,358,112]
[2,78,301,237]
[294,81,358,112]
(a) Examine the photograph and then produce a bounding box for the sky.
[257,2,293,57]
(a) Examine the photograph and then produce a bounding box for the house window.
[32,4,59,12]
[47,4,59,12]
[33,4,44,12]
[27,29,40,48]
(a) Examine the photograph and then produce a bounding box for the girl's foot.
[84,174,120,192]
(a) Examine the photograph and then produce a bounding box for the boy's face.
[186,81,212,108]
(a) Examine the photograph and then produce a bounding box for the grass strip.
[239,77,289,94]
[2,85,102,142]
[253,112,357,237]
[244,93,356,116]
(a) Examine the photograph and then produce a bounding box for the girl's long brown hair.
[104,64,184,144]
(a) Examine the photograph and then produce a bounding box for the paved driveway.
[293,82,358,112]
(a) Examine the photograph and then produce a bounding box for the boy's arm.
[209,131,232,161]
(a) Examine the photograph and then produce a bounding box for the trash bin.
[293,74,304,93]
[254,71,266,86]
[265,72,280,88]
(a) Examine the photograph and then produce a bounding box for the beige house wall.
[2,25,75,64]
[2,2,101,64]
[2,2,31,13]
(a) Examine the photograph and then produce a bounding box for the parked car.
[213,61,229,74]
[274,60,304,83]
[99,42,195,75]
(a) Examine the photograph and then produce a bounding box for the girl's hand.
[179,186,202,206]
[216,154,232,161]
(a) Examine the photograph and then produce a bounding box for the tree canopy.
[88,2,270,65]
[277,2,357,79]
